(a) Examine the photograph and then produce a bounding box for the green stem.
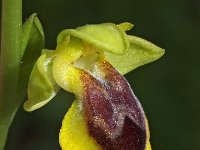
[0,0,22,149]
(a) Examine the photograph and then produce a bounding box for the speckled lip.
[80,61,147,150]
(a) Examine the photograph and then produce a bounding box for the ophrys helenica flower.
[24,22,164,150]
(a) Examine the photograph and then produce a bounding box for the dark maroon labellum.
[80,61,147,150]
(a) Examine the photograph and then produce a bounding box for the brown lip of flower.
[80,61,147,150]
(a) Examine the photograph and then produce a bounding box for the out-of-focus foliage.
[3,0,200,150]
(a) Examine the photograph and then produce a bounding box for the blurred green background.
[3,0,200,149]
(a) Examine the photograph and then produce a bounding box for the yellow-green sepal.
[57,23,131,54]
[23,49,60,112]
[104,35,165,75]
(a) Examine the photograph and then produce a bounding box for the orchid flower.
[23,22,164,150]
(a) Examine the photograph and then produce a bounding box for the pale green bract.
[23,22,164,111]
[17,13,45,103]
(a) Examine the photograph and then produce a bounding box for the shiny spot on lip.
[80,61,147,150]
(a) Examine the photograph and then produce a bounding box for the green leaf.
[18,13,45,100]
[104,35,165,75]
[57,23,130,54]
[23,50,60,112]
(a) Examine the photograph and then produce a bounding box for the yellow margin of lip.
[59,100,101,150]
[59,99,152,150]
[145,118,152,150]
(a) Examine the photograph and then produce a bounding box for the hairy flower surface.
[24,22,164,150]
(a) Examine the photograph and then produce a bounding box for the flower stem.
[0,0,22,149]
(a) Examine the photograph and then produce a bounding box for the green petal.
[104,35,165,75]
[57,23,130,54]
[23,50,60,112]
